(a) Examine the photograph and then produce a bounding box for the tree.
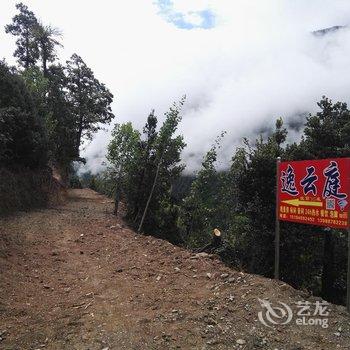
[0,61,47,169]
[34,23,62,76]
[128,111,158,222]
[107,122,141,214]
[304,97,350,158]
[5,3,39,69]
[180,134,224,248]
[106,100,186,242]
[66,54,115,158]
[137,99,186,237]
[19,62,77,180]
[4,3,75,176]
[45,64,77,168]
[107,122,141,179]
[302,97,350,302]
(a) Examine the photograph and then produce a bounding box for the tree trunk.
[25,32,30,69]
[114,170,122,216]
[75,82,84,157]
[75,116,84,157]
[197,229,223,253]
[132,166,146,223]
[42,52,47,77]
[321,230,335,301]
[137,156,162,233]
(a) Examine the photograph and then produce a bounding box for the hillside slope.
[0,189,349,349]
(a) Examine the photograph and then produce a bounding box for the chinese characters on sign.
[278,158,350,228]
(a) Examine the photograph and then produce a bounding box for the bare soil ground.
[0,189,349,349]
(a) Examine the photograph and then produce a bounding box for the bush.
[0,61,48,169]
[0,167,57,216]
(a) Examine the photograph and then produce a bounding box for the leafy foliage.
[94,96,350,305]
[34,23,62,76]
[181,98,350,305]
[3,2,350,308]
[4,3,115,180]
[0,61,47,169]
[5,3,39,69]
[106,100,186,242]
[66,53,115,156]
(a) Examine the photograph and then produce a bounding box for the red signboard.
[278,158,350,228]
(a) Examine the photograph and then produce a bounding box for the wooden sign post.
[274,157,281,280]
[275,157,350,312]
[347,228,350,312]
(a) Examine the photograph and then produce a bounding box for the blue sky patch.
[155,0,216,29]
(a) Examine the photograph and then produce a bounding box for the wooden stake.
[274,157,281,280]
[197,228,223,253]
[137,155,163,233]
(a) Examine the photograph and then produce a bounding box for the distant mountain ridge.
[313,25,347,36]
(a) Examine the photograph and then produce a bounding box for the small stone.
[206,273,212,279]
[190,252,209,259]
[334,332,341,337]
[174,267,180,272]
[116,268,123,273]
[0,330,6,342]
[220,273,229,279]
[43,284,50,289]
[236,339,246,345]
[156,275,162,281]
[228,277,235,283]
[228,294,235,301]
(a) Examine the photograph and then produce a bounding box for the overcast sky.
[1,1,350,172]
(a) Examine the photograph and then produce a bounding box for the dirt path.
[0,189,349,349]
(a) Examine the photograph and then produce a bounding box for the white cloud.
[182,12,204,26]
[1,0,350,173]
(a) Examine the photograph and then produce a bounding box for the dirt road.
[0,189,349,349]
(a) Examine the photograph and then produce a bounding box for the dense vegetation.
[88,97,350,306]
[2,3,349,307]
[0,3,114,214]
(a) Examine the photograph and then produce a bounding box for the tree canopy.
[4,3,115,178]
